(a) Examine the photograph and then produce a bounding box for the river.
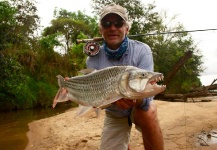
[0,106,71,150]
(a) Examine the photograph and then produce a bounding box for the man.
[86,4,164,150]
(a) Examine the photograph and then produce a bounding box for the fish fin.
[93,108,101,118]
[53,75,70,108]
[75,105,93,117]
[79,68,97,75]
[52,87,69,108]
[98,96,123,109]
[53,87,61,108]
[75,106,101,118]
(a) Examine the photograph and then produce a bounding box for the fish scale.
[60,66,129,106]
[53,66,166,115]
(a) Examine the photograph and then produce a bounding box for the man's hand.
[64,77,70,81]
[114,98,143,110]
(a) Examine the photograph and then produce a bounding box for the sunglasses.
[101,20,125,29]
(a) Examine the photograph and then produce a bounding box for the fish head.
[119,68,166,99]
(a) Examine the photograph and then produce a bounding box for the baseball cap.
[100,4,129,21]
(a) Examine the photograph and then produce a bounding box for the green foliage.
[40,9,100,73]
[36,81,58,107]
[70,43,87,71]
[0,0,70,111]
[39,33,62,52]
[43,9,99,53]
[0,1,17,50]
[0,48,76,110]
[9,0,39,34]
[0,0,40,51]
[0,51,36,110]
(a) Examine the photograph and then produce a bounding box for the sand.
[26,99,217,150]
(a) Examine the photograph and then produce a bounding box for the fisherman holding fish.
[86,3,164,150]
[53,4,166,150]
[53,3,165,150]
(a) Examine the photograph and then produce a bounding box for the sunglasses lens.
[101,21,112,28]
[114,21,124,28]
[101,21,124,29]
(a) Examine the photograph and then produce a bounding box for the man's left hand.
[114,98,142,110]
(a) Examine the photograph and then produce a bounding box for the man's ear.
[126,27,129,34]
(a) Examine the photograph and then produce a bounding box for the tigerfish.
[53,66,166,116]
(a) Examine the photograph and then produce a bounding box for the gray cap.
[100,4,129,21]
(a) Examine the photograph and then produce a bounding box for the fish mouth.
[149,73,164,84]
[146,73,166,90]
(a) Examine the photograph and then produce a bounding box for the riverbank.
[26,100,217,150]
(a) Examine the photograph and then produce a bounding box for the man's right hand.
[64,77,70,81]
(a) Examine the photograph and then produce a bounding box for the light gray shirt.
[86,38,153,117]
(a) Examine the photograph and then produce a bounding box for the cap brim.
[100,12,126,21]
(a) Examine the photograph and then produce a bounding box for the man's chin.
[106,40,122,48]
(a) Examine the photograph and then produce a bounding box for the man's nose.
[109,24,117,30]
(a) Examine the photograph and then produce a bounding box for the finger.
[64,77,70,81]
[115,100,131,110]
[61,88,68,94]
[124,100,136,106]
[121,99,136,107]
[117,99,136,109]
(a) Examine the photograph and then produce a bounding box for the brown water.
[0,106,71,150]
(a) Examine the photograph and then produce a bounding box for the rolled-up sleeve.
[138,97,153,111]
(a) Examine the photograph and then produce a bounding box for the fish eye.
[141,73,147,77]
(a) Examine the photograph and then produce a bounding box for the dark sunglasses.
[101,20,125,29]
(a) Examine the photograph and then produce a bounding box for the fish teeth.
[149,75,164,84]
[152,75,164,82]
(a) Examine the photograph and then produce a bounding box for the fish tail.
[52,75,68,108]
[52,87,61,108]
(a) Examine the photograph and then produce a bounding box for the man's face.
[100,13,129,49]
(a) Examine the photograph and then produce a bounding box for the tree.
[42,9,99,54]
[0,0,41,110]
[0,1,17,50]
[91,0,203,93]
[1,0,40,50]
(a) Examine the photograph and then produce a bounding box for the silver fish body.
[53,66,166,114]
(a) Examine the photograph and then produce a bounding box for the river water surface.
[0,106,71,150]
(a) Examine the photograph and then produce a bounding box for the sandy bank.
[26,100,217,150]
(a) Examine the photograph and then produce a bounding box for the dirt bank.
[26,100,217,150]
